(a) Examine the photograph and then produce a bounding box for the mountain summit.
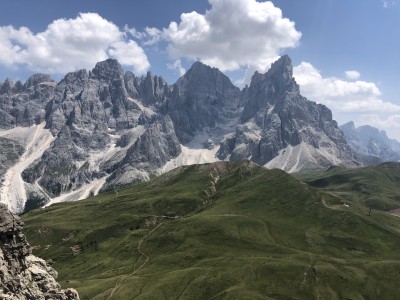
[0,55,360,213]
[219,55,357,171]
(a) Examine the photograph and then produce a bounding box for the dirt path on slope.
[105,223,163,300]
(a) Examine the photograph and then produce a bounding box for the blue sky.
[1,0,399,139]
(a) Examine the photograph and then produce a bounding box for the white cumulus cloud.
[145,0,301,74]
[0,13,150,74]
[345,70,361,80]
[358,114,400,129]
[167,59,186,76]
[357,114,400,139]
[293,61,400,113]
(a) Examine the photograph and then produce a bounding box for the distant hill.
[22,161,400,299]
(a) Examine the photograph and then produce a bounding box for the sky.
[0,0,399,139]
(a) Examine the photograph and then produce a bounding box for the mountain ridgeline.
[340,121,400,163]
[1,56,359,213]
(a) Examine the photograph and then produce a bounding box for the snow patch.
[0,123,55,214]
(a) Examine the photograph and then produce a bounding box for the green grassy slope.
[307,162,400,215]
[22,161,400,299]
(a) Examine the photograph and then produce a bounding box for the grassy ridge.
[22,161,400,299]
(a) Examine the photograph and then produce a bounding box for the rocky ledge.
[0,203,79,299]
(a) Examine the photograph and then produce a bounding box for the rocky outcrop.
[340,121,400,163]
[0,203,79,299]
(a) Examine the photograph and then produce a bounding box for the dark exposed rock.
[0,78,13,95]
[241,55,299,123]
[91,59,124,82]
[167,61,241,143]
[12,81,24,94]
[0,203,79,299]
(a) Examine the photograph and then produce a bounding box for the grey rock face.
[105,116,181,189]
[17,59,178,201]
[22,126,94,198]
[0,78,14,95]
[241,55,300,123]
[167,61,241,143]
[218,55,357,169]
[0,203,79,299]
[124,71,170,107]
[0,137,24,179]
[123,116,181,168]
[340,121,400,162]
[0,75,55,129]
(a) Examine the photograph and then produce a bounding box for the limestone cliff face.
[166,61,241,143]
[1,55,366,213]
[0,204,79,299]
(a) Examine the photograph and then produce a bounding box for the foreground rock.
[0,203,79,299]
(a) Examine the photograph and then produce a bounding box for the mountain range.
[1,55,399,214]
[340,121,400,163]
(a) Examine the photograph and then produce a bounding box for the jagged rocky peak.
[340,121,358,140]
[341,121,356,131]
[124,70,170,106]
[25,73,55,88]
[59,69,89,86]
[176,61,240,101]
[168,61,241,143]
[219,54,357,170]
[90,58,124,81]
[251,55,299,94]
[0,78,14,95]
[241,55,300,123]
[12,80,25,93]
[0,204,79,299]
